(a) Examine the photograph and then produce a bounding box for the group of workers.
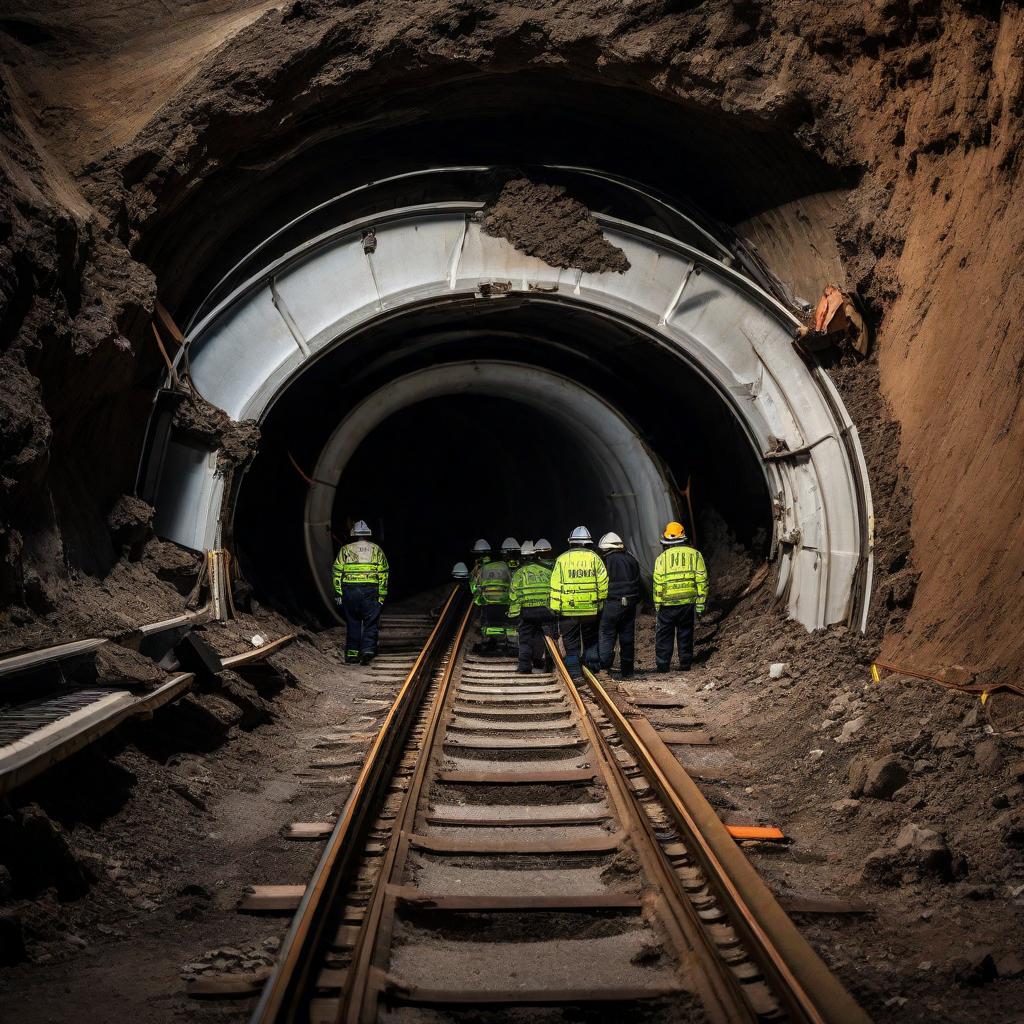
[330,518,709,679]
[459,522,709,680]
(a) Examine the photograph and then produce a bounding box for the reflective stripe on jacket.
[508,562,552,616]
[652,546,708,610]
[549,549,609,616]
[333,540,389,599]
[473,560,511,606]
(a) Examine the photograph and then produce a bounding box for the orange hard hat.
[662,521,687,544]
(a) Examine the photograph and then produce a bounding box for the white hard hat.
[451,561,470,579]
[598,532,624,552]
[351,520,372,537]
[500,536,520,554]
[534,538,552,554]
[520,540,535,557]
[472,539,491,554]
[568,525,592,545]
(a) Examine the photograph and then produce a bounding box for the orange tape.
[726,825,786,842]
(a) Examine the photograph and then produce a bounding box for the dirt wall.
[0,0,1021,679]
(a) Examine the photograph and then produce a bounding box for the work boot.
[361,652,375,666]
[679,662,692,672]
[345,650,360,665]
[620,663,634,680]
[656,665,670,673]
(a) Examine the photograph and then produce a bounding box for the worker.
[470,538,492,584]
[499,537,522,645]
[652,521,708,672]
[332,520,389,665]
[534,537,555,569]
[473,545,512,651]
[597,532,641,679]
[508,540,556,674]
[549,526,608,679]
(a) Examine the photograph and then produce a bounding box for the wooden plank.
[779,896,873,916]
[455,693,566,704]
[284,822,333,840]
[444,735,585,750]
[238,884,305,912]
[424,812,610,828]
[0,637,105,677]
[437,768,596,785]
[221,633,296,668]
[458,685,562,696]
[186,970,270,998]
[388,887,642,912]
[660,730,716,746]
[379,971,680,1006]
[409,830,622,855]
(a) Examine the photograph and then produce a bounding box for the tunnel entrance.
[332,393,643,602]
[159,182,872,629]
[229,293,775,620]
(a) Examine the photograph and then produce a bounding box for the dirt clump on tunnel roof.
[481,178,630,275]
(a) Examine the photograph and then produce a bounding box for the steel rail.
[339,600,474,1024]
[546,640,759,1023]
[249,586,467,1024]
[574,660,871,1024]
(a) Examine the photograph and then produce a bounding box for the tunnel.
[146,169,872,629]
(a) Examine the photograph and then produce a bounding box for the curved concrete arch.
[154,199,873,630]
[305,361,676,613]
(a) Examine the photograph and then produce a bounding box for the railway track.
[253,588,871,1024]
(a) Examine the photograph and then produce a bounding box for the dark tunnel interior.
[232,299,772,618]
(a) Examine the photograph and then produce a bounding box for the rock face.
[0,0,1021,685]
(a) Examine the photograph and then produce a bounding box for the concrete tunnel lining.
[154,193,873,630]
[305,360,676,613]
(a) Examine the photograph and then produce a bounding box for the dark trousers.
[655,604,695,670]
[599,600,637,676]
[516,607,557,673]
[341,583,382,660]
[559,615,600,678]
[479,604,510,647]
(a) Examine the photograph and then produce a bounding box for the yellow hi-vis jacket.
[333,540,389,600]
[508,562,552,616]
[652,545,708,612]
[549,548,608,616]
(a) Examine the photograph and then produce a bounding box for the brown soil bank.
[0,4,1022,670]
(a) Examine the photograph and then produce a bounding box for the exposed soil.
[481,178,630,274]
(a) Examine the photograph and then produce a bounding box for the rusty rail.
[249,586,467,1024]
[573,657,871,1024]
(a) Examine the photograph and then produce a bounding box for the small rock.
[895,823,954,879]
[768,663,788,679]
[133,897,158,912]
[996,952,1024,979]
[251,634,266,647]
[950,946,997,987]
[262,936,281,952]
[975,739,1003,773]
[1008,760,1024,783]
[832,798,861,815]
[933,731,961,752]
[1000,811,1024,849]
[827,691,852,716]
[808,749,825,761]
[919,960,933,970]
[836,716,866,743]
[65,934,88,949]
[856,755,909,800]
[913,759,934,774]
[962,706,980,728]
[860,847,901,885]
[820,719,837,730]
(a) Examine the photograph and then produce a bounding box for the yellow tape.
[980,690,989,705]
[870,664,881,684]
